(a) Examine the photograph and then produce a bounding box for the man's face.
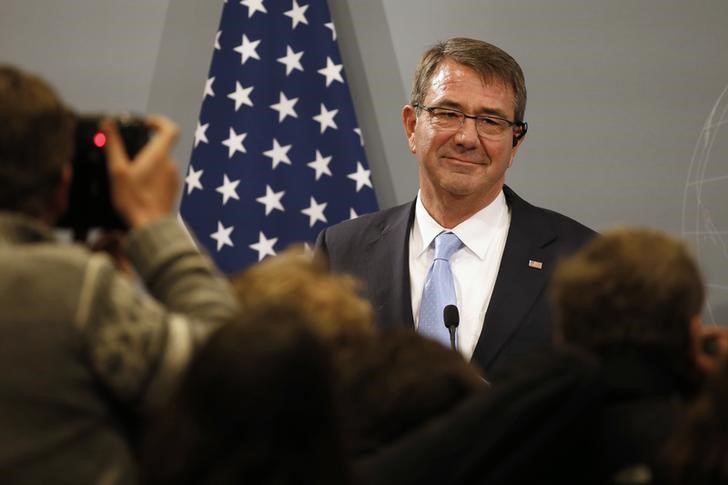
[403,58,524,207]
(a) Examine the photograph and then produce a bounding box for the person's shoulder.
[0,240,117,322]
[539,205,594,238]
[321,201,414,239]
[7,240,113,279]
[505,185,595,239]
[0,213,116,282]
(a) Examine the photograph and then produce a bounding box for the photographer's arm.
[77,225,239,413]
[72,117,239,412]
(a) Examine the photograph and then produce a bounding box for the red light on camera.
[93,132,106,148]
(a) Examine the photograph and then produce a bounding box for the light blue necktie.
[418,232,463,348]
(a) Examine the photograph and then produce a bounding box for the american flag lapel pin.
[528,259,543,270]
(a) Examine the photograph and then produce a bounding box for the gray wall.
[2,0,727,322]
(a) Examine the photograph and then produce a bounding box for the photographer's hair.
[409,37,527,122]
[550,227,704,359]
[0,65,75,218]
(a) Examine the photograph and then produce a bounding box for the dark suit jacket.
[315,185,595,375]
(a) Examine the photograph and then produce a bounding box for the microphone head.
[443,304,459,329]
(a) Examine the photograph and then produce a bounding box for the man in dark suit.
[316,37,593,376]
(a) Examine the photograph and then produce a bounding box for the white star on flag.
[234,34,261,64]
[284,0,309,29]
[194,121,209,148]
[354,127,364,146]
[325,21,336,41]
[241,0,267,17]
[214,31,221,50]
[263,138,292,169]
[347,161,373,191]
[277,46,304,75]
[204,76,215,98]
[227,81,254,111]
[307,150,332,180]
[313,103,338,133]
[221,128,247,158]
[256,185,285,215]
[216,175,241,205]
[250,231,278,261]
[318,57,344,87]
[301,196,328,227]
[270,92,299,122]
[211,221,234,251]
[185,166,204,194]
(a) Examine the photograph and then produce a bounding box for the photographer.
[0,65,238,484]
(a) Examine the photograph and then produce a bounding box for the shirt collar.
[413,189,509,260]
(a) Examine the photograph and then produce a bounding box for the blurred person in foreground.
[229,247,486,481]
[549,226,715,484]
[0,65,238,484]
[140,307,352,485]
[334,328,487,460]
[142,247,378,484]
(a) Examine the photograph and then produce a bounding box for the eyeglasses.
[414,104,528,142]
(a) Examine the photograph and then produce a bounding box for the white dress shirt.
[409,190,511,359]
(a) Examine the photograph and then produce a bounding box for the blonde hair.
[232,246,374,340]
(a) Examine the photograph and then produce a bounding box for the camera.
[57,114,150,237]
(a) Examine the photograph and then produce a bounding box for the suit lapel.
[365,202,416,329]
[472,187,557,369]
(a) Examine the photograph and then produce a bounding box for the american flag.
[179,0,378,275]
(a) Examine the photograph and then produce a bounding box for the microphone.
[443,304,459,351]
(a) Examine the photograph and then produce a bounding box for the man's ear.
[693,316,728,375]
[512,122,528,148]
[691,314,713,375]
[402,104,417,153]
[508,134,525,168]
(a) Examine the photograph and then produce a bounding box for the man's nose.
[454,117,480,146]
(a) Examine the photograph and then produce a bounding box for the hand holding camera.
[58,114,179,237]
[102,115,179,228]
